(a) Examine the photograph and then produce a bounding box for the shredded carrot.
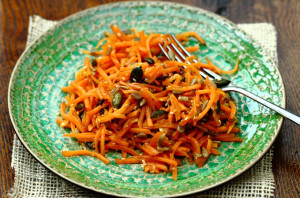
[100,126,106,156]
[210,148,221,155]
[58,25,242,180]
[138,143,160,156]
[94,128,101,153]
[62,150,109,164]
[150,131,165,147]
[178,31,206,45]
[185,45,199,52]
[115,156,142,164]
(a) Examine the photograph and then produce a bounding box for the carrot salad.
[57,25,242,180]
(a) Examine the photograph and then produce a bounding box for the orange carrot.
[106,144,140,156]
[109,135,129,146]
[194,84,216,122]
[150,131,165,147]
[144,162,168,172]
[100,127,106,156]
[115,156,142,164]
[210,148,221,155]
[139,144,160,156]
[146,105,153,127]
[166,84,202,92]
[94,128,101,153]
[145,156,177,166]
[219,59,239,74]
[58,25,242,180]
[62,150,109,164]
[185,45,199,52]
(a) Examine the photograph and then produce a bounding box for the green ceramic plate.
[9,1,285,197]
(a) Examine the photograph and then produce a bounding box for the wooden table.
[1,0,299,197]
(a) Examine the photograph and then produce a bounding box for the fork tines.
[159,35,222,81]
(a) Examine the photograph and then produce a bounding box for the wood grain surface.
[0,0,299,197]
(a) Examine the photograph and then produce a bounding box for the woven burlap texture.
[8,15,277,198]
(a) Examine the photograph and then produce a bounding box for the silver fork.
[159,35,300,125]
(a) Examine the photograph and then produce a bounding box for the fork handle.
[223,86,300,125]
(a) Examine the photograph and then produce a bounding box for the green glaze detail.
[8,1,284,197]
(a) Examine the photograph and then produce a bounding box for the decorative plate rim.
[8,1,285,197]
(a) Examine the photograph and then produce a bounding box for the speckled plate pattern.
[8,1,285,197]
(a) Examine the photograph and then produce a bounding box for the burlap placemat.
[8,15,277,198]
